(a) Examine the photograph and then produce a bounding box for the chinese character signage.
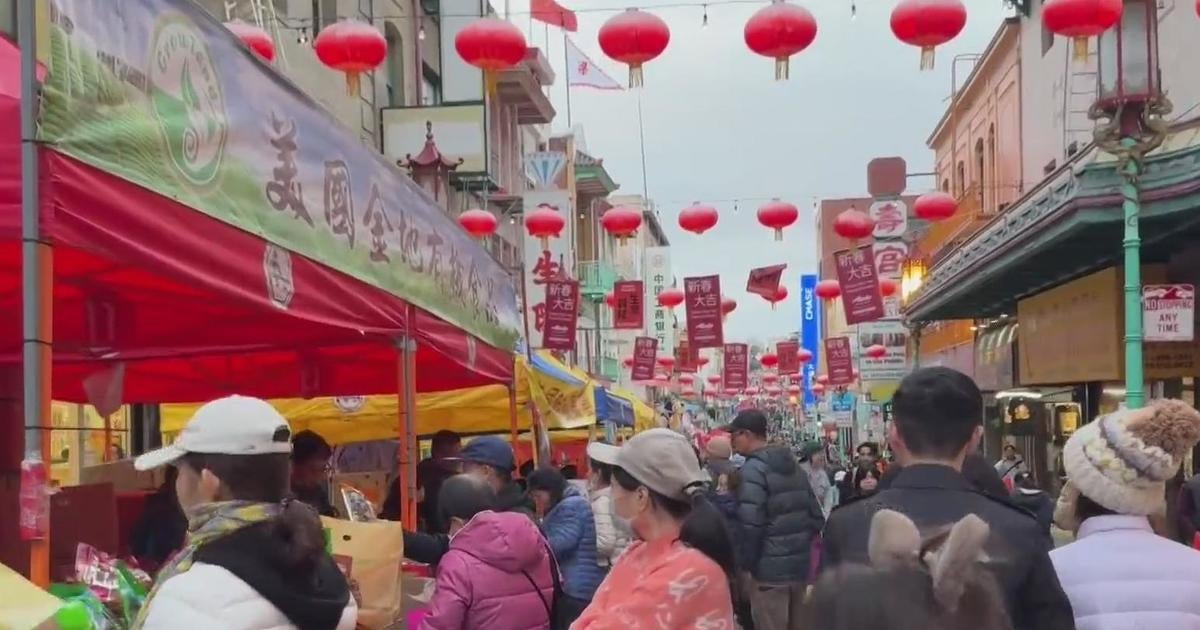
[873,240,909,318]
[613,280,644,330]
[1143,284,1195,342]
[523,191,574,348]
[835,245,885,325]
[800,275,821,408]
[684,275,724,349]
[643,247,675,357]
[723,343,749,390]
[35,0,520,349]
[825,337,855,385]
[857,320,908,382]
[675,339,699,373]
[868,199,908,239]
[777,340,801,374]
[631,337,658,381]
[542,280,580,350]
[746,264,786,298]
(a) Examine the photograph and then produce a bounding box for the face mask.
[613,486,647,540]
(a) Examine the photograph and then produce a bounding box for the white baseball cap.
[134,395,293,471]
[587,429,708,502]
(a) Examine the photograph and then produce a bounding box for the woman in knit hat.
[1050,399,1200,629]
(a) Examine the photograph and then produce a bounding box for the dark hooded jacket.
[735,444,825,582]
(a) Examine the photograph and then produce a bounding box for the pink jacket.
[424,511,556,630]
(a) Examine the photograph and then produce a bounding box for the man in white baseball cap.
[132,396,357,630]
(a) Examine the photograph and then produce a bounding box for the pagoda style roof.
[402,121,463,171]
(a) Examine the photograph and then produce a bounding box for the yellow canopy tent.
[610,387,656,433]
[160,351,597,444]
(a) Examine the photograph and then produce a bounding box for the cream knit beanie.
[1056,400,1200,529]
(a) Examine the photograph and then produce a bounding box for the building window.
[313,0,339,30]
[384,22,405,106]
[421,64,442,106]
[955,161,966,196]
[988,124,997,210]
[974,138,985,206]
[942,178,950,193]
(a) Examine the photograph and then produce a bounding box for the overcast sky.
[508,0,1012,344]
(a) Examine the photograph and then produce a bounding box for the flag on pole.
[565,37,623,90]
[531,0,578,32]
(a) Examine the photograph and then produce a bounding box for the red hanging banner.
[825,336,855,385]
[746,264,787,298]
[675,339,699,373]
[612,280,645,330]
[684,275,724,348]
[834,244,886,325]
[777,340,801,374]
[631,336,658,381]
[723,343,749,390]
[543,279,580,350]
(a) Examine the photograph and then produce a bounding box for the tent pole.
[508,382,520,459]
[403,326,418,531]
[20,0,52,587]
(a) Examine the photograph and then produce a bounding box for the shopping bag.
[321,517,405,629]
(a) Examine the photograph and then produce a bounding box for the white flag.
[566,37,623,90]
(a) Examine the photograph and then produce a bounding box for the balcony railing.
[578,260,618,300]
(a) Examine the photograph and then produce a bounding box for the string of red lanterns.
[1042,0,1123,63]
[525,204,566,248]
[454,17,528,92]
[657,288,685,310]
[743,0,818,81]
[457,209,498,239]
[678,203,720,235]
[832,207,875,241]
[756,199,799,241]
[225,21,276,62]
[313,19,388,94]
[598,8,671,87]
[889,0,967,70]
[602,206,644,244]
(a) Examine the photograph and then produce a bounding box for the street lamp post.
[1090,0,1172,410]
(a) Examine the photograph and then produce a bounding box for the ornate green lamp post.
[1090,0,1172,409]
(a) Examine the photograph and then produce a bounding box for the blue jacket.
[542,484,604,600]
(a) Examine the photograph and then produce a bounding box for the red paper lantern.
[744,1,818,80]
[765,386,782,396]
[623,357,634,368]
[745,387,761,396]
[757,200,799,241]
[679,374,696,385]
[601,206,643,244]
[725,387,740,396]
[879,277,900,298]
[815,279,842,300]
[812,383,826,394]
[765,285,789,310]
[798,348,813,364]
[455,17,528,91]
[457,209,498,239]
[656,356,676,368]
[1043,0,1123,62]
[657,288,685,310]
[707,375,723,385]
[913,191,958,222]
[816,374,830,385]
[762,374,780,385]
[866,344,888,359]
[225,21,276,63]
[760,353,780,369]
[787,384,802,395]
[314,19,388,95]
[678,203,719,235]
[697,356,711,367]
[833,207,876,241]
[721,297,738,317]
[890,0,967,70]
[598,9,670,87]
[604,293,618,309]
[525,205,565,249]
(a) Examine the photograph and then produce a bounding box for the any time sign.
[1143,284,1195,342]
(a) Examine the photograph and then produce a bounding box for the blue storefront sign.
[800,274,821,408]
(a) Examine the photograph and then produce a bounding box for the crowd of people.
[121,367,1200,630]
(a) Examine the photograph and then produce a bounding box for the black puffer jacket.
[736,444,825,582]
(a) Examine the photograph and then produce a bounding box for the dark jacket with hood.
[403,479,536,567]
[736,444,825,583]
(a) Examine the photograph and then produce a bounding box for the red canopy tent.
[2,0,522,581]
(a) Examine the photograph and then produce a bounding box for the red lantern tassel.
[345,72,361,96]
[920,46,935,71]
[539,236,549,250]
[774,228,783,242]
[775,57,789,81]
[628,63,643,88]
[484,70,499,96]
[1071,36,1090,64]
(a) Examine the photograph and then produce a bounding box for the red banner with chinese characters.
[675,339,699,373]
[684,275,724,348]
[825,336,855,385]
[777,340,801,374]
[613,280,644,330]
[835,244,885,325]
[542,280,579,350]
[723,343,749,390]
[746,264,787,298]
[631,336,658,381]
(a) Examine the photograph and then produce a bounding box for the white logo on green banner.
[149,14,228,187]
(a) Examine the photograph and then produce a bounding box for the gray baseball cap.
[587,428,707,501]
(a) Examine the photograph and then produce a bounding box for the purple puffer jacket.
[423,511,555,630]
